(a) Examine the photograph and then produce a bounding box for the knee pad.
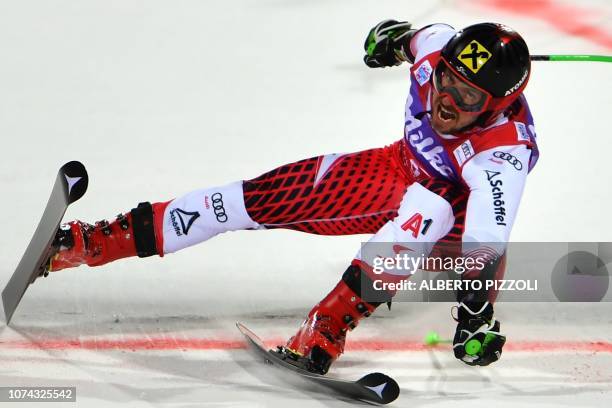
[355,182,456,273]
[371,182,455,244]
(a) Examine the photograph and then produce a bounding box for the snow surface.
[1,0,611,407]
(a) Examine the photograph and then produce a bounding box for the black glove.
[363,20,415,68]
[452,302,506,366]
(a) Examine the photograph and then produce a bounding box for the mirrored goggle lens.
[433,63,489,113]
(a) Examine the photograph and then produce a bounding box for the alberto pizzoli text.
[373,279,538,292]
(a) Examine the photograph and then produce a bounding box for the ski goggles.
[432,58,492,114]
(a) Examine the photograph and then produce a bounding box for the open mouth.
[437,102,457,122]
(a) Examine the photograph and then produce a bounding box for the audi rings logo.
[493,151,523,170]
[211,192,228,223]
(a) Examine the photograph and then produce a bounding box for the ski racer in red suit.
[47,21,538,374]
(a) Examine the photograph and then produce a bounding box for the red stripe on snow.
[472,0,612,50]
[1,337,611,352]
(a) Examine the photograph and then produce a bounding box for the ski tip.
[60,161,88,204]
[2,291,14,325]
[236,322,257,340]
[356,372,400,404]
[236,322,270,351]
[236,322,254,340]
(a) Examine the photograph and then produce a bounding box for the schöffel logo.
[484,170,506,226]
[211,192,228,223]
[493,151,522,170]
[170,208,200,236]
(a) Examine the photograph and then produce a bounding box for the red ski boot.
[48,202,161,272]
[282,266,382,374]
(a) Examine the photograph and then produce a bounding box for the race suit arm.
[459,144,531,301]
[409,24,456,63]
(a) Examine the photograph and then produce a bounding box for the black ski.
[236,322,400,405]
[2,161,88,324]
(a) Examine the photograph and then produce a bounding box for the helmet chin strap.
[415,111,429,120]
[457,111,494,133]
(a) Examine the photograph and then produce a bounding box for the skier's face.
[430,63,486,134]
[431,87,481,134]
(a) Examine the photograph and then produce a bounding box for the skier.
[47,21,538,374]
